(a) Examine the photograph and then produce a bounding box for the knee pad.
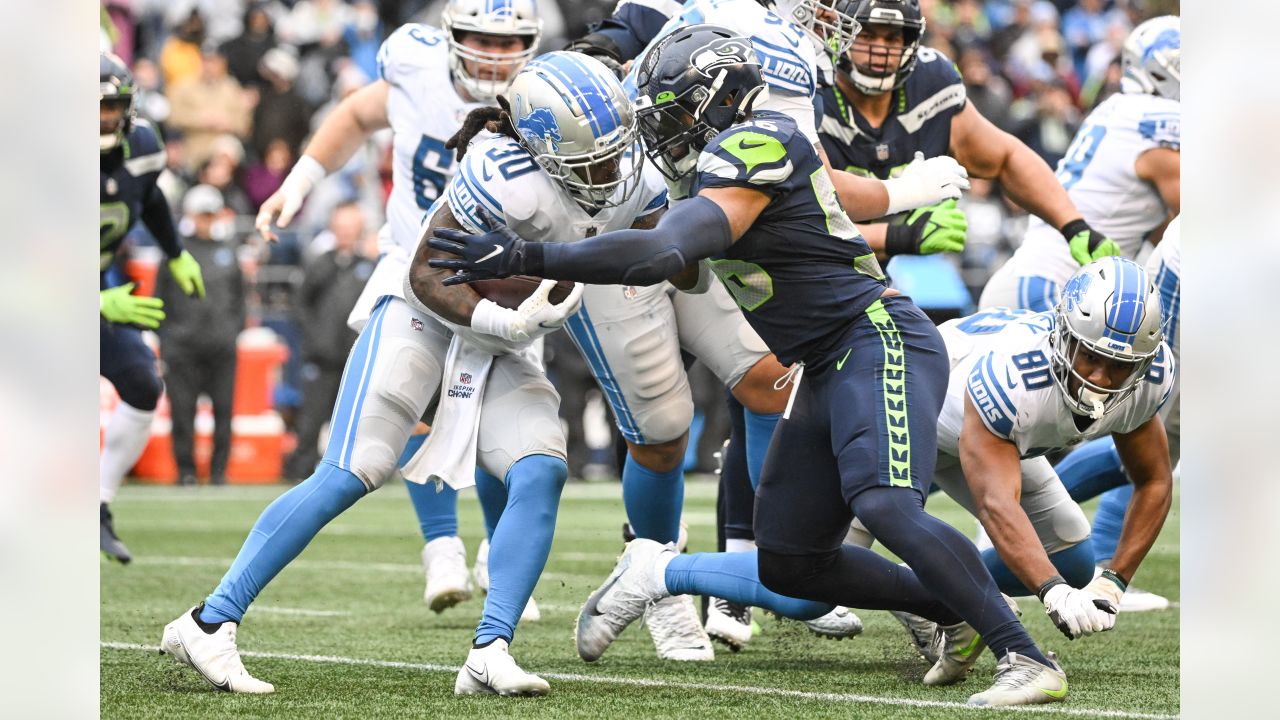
[478,359,567,480]
[113,362,164,410]
[1044,501,1091,553]
[345,339,441,490]
[758,548,839,598]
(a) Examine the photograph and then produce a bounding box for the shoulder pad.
[448,135,546,232]
[377,23,447,86]
[124,119,166,176]
[698,112,803,188]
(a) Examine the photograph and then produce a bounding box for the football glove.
[100,283,166,329]
[167,250,206,299]
[1084,570,1126,632]
[1061,219,1122,265]
[469,279,584,343]
[883,151,971,215]
[884,199,967,256]
[1041,579,1117,640]
[429,209,532,284]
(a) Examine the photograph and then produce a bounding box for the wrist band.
[1036,575,1067,602]
[1100,569,1129,592]
[1059,218,1088,239]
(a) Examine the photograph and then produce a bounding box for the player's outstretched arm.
[1099,417,1174,592]
[256,81,391,241]
[830,153,970,222]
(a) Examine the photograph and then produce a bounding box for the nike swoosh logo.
[956,632,983,658]
[1004,367,1017,389]
[481,164,493,182]
[178,634,233,691]
[538,321,561,329]
[466,661,489,686]
[476,244,504,264]
[584,557,630,617]
[735,139,766,150]
[1039,677,1068,699]
[835,347,852,371]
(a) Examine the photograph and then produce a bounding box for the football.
[470,275,576,309]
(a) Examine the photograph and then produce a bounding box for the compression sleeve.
[586,1,677,61]
[141,181,184,258]
[527,196,732,286]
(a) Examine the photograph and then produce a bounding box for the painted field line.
[133,556,601,583]
[101,642,1176,719]
[251,606,351,618]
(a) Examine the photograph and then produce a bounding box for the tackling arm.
[1106,416,1174,584]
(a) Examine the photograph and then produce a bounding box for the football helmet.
[1051,257,1165,419]
[100,52,135,153]
[770,1,863,57]
[442,0,542,103]
[847,0,925,95]
[1121,15,1180,101]
[506,51,643,209]
[634,25,766,184]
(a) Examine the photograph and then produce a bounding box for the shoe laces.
[713,597,751,625]
[645,596,706,646]
[991,654,1041,690]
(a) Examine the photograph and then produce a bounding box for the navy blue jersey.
[100,119,180,273]
[818,46,966,180]
[692,110,889,367]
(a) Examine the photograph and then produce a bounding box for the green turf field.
[101,478,1179,719]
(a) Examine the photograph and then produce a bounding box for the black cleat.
[100,502,132,564]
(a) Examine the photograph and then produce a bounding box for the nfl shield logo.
[410,318,424,332]
[459,372,472,385]
[876,144,890,161]
[623,286,638,300]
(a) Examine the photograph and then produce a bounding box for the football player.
[429,25,1065,706]
[99,51,205,563]
[253,0,543,616]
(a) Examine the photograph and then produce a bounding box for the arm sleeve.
[584,0,682,61]
[528,195,732,286]
[141,181,184,259]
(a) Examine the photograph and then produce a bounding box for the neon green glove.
[100,283,166,329]
[884,199,967,256]
[1062,219,1122,265]
[167,250,206,298]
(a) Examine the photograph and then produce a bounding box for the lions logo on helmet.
[514,99,562,151]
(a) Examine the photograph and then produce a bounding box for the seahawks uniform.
[347,23,487,331]
[980,93,1181,311]
[689,110,951,554]
[817,45,965,180]
[931,308,1176,556]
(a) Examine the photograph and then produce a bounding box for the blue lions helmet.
[1121,15,1180,101]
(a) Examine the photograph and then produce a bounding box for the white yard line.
[102,642,1176,719]
[250,606,351,618]
[133,555,602,583]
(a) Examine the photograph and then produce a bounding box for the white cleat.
[923,621,987,686]
[1119,586,1171,612]
[889,610,938,663]
[705,597,753,652]
[159,605,274,694]
[575,539,672,662]
[473,538,542,621]
[967,651,1068,707]
[647,594,715,661]
[803,606,864,640]
[454,638,550,697]
[422,536,473,613]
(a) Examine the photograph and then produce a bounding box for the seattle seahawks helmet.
[847,0,925,95]
[1051,257,1165,419]
[770,1,863,57]
[442,0,542,103]
[1121,15,1180,101]
[505,51,643,209]
[634,25,766,185]
[100,51,136,153]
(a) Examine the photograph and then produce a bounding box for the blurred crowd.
[100,0,1177,481]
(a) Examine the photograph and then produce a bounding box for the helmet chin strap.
[1078,387,1108,420]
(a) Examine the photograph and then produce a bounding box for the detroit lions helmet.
[505,51,643,209]
[442,0,542,103]
[634,25,766,185]
[770,1,863,57]
[1121,15,1180,101]
[848,0,925,95]
[100,51,136,153]
[1050,257,1165,419]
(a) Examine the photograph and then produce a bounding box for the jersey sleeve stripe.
[124,151,166,176]
[459,162,505,221]
[966,356,1015,439]
[641,189,668,214]
[983,354,1020,418]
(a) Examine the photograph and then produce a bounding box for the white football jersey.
[623,0,822,142]
[935,308,1176,459]
[1013,92,1180,282]
[1146,214,1180,355]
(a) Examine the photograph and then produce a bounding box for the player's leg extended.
[99,319,165,563]
[402,426,474,613]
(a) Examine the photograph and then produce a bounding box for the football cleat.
[923,621,987,686]
[473,538,542,621]
[159,604,274,694]
[100,502,132,564]
[967,651,1068,707]
[646,594,715,661]
[575,538,672,662]
[889,610,939,663]
[454,638,550,697]
[705,597,753,651]
[422,536,473,613]
[803,606,864,639]
[1119,586,1171,612]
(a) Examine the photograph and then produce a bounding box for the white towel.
[401,334,493,491]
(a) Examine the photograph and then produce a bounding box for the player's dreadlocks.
[445,95,522,161]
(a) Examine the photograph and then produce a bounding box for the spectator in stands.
[222,1,278,92]
[959,47,1014,133]
[157,185,246,487]
[343,1,384,83]
[283,202,375,481]
[1011,79,1080,167]
[243,138,294,212]
[167,43,252,173]
[130,58,171,127]
[160,7,206,89]
[1061,0,1109,77]
[251,47,311,161]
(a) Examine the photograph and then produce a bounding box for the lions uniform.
[817,45,964,179]
[1147,215,1179,459]
[980,92,1181,311]
[931,308,1175,576]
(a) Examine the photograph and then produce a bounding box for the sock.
[474,468,508,540]
[982,539,1097,596]
[622,453,683,543]
[726,538,756,554]
[200,462,367,624]
[99,401,155,503]
[400,432,460,542]
[474,455,567,645]
[684,411,705,471]
[720,395,755,546]
[1091,484,1132,564]
[665,551,831,620]
[743,410,781,490]
[1057,438,1129,503]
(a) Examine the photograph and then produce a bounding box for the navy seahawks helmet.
[100,52,136,153]
[634,25,766,184]
[848,0,925,95]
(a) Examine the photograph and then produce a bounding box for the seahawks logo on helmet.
[691,38,755,79]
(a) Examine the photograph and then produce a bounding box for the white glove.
[882,151,971,215]
[1042,582,1117,639]
[255,155,326,241]
[1084,571,1126,632]
[469,279,584,343]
